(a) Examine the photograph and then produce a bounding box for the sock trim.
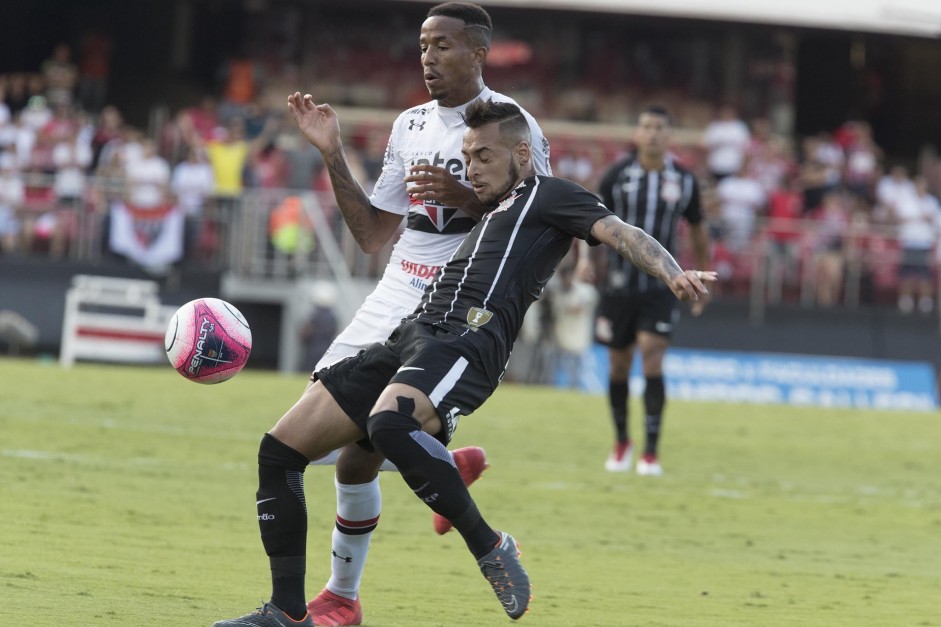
[336,514,380,535]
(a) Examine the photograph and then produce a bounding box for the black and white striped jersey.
[598,154,702,293]
[409,175,612,352]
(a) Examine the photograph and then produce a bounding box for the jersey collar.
[434,86,494,128]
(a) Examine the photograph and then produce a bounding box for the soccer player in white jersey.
[285,3,551,624]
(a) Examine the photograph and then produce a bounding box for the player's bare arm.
[590,214,716,301]
[405,164,489,220]
[288,92,402,253]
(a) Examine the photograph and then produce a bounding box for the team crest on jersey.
[493,192,519,214]
[492,181,526,214]
[661,172,682,203]
[466,307,493,329]
[409,201,460,231]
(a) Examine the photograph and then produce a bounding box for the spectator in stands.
[0,83,10,130]
[0,86,14,158]
[893,175,941,314]
[547,259,598,389]
[76,29,112,114]
[204,118,250,206]
[875,164,915,223]
[797,138,833,215]
[556,148,595,189]
[186,95,220,142]
[41,43,78,108]
[111,139,184,272]
[171,146,216,259]
[841,121,882,204]
[702,103,750,181]
[90,105,123,171]
[278,132,325,192]
[745,116,791,195]
[159,109,199,168]
[125,139,170,209]
[812,132,845,193]
[715,157,766,253]
[0,153,24,255]
[3,73,31,116]
[218,53,263,124]
[20,95,52,135]
[810,190,851,308]
[48,126,93,257]
[247,137,290,189]
[764,174,804,303]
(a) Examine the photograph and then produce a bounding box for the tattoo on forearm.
[326,148,373,241]
[604,218,682,282]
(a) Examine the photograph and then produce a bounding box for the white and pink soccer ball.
[164,298,252,384]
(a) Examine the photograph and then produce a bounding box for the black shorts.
[898,248,933,280]
[314,321,501,446]
[595,289,678,348]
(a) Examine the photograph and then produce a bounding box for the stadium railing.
[10,173,941,333]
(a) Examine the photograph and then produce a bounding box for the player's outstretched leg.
[433,446,489,535]
[368,409,532,619]
[212,601,314,626]
[477,531,532,620]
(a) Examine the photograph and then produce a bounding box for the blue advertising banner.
[574,347,938,412]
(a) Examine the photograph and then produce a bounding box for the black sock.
[368,409,496,559]
[257,433,310,620]
[644,376,665,456]
[608,380,629,442]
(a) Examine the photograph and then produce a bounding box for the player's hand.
[287,92,341,152]
[690,287,712,316]
[405,164,478,211]
[669,270,717,305]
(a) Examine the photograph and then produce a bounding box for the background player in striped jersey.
[595,105,712,476]
[214,98,714,627]
[285,3,551,624]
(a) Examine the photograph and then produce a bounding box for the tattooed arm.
[589,214,716,302]
[320,144,404,253]
[288,92,402,253]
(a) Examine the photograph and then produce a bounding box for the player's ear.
[475,46,488,67]
[515,140,531,168]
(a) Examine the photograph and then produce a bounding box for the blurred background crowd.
[1,0,940,366]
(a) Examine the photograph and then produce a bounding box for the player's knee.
[367,410,421,450]
[335,443,385,483]
[258,433,309,472]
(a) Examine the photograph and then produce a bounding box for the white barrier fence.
[59,275,179,367]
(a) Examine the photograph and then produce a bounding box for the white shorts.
[314,289,415,371]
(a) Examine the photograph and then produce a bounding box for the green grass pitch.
[1,357,940,626]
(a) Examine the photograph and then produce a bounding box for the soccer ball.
[164,298,252,384]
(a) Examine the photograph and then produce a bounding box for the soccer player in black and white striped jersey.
[595,106,712,476]
[215,99,715,627]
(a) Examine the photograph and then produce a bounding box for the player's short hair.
[428,2,492,50]
[464,99,531,146]
[640,105,672,125]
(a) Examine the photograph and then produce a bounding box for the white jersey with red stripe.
[315,87,551,370]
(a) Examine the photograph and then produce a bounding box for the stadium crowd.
[2,39,941,315]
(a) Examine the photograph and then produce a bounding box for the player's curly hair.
[463,99,531,145]
[428,2,492,50]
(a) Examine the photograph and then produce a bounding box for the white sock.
[325,476,381,600]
